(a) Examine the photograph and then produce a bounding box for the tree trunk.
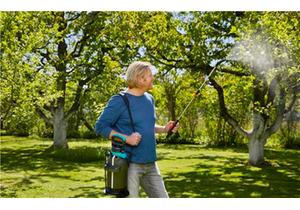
[248,137,265,165]
[247,112,268,166]
[53,106,68,149]
[52,12,68,149]
[165,85,176,120]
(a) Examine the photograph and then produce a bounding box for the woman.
[95,61,179,198]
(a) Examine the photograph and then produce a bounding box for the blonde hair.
[125,61,152,88]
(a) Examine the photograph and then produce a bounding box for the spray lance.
[166,66,218,138]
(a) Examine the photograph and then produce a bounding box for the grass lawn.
[1,136,299,198]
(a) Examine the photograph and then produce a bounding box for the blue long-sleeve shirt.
[95,92,157,163]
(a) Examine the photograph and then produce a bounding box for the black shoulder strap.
[118,92,136,132]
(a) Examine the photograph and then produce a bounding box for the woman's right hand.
[126,132,142,146]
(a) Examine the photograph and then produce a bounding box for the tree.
[0,12,41,135]
[135,11,244,131]
[1,12,139,148]
[133,12,299,165]
[213,12,300,165]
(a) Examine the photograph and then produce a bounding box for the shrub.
[156,133,198,145]
[46,147,108,163]
[81,131,97,139]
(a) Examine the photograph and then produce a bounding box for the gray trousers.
[127,162,169,198]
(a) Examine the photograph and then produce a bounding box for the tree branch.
[285,90,298,114]
[35,106,53,125]
[65,81,83,120]
[71,12,105,59]
[264,86,286,137]
[146,50,195,70]
[266,76,278,106]
[70,34,89,58]
[218,67,251,76]
[82,117,94,132]
[209,78,250,138]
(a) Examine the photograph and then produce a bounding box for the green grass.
[1,136,299,198]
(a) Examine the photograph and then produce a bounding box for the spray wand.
[166,66,218,138]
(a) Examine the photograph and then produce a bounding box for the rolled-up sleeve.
[95,95,123,138]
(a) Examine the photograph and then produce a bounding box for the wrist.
[163,126,168,133]
[155,125,168,134]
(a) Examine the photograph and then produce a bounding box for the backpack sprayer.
[104,133,129,197]
[166,66,217,138]
[104,92,133,198]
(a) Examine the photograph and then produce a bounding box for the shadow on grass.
[1,141,106,198]
[1,146,84,172]
[69,185,105,198]
[162,150,300,198]
[1,137,299,198]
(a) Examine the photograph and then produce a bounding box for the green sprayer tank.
[104,134,129,197]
